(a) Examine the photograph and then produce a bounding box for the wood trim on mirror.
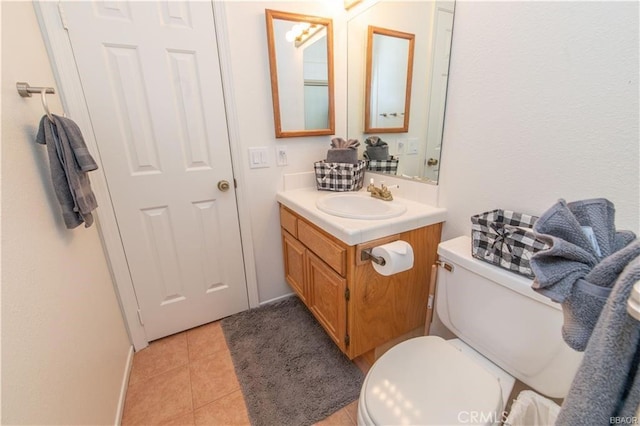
[364,26,415,134]
[265,9,335,138]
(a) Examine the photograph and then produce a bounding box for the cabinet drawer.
[280,206,298,237]
[298,220,346,276]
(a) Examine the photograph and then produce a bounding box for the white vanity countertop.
[276,187,447,246]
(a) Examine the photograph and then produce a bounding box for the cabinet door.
[307,251,347,351]
[282,231,307,303]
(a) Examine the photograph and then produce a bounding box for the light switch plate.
[407,138,419,155]
[248,147,270,169]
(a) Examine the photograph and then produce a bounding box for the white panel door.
[423,7,454,180]
[62,1,248,341]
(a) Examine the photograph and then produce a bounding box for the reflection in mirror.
[265,9,335,138]
[365,26,415,133]
[348,1,455,183]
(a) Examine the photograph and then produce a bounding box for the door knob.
[427,158,439,166]
[217,180,231,192]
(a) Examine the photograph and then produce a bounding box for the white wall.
[1,2,132,424]
[222,1,347,302]
[439,1,640,241]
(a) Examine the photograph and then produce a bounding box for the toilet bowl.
[357,236,582,425]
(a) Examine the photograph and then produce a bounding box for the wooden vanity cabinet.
[279,204,442,359]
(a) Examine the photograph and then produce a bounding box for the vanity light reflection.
[285,22,323,47]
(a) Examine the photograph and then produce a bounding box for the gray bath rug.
[221,296,364,426]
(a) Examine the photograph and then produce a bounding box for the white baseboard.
[114,346,134,425]
[259,292,295,307]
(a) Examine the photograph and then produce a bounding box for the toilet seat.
[358,336,504,425]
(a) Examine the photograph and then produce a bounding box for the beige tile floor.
[122,320,361,425]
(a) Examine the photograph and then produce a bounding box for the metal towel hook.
[40,88,54,122]
[16,82,56,122]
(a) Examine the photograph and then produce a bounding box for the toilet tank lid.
[437,236,559,310]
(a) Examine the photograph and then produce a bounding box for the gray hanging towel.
[556,244,640,425]
[531,199,636,350]
[36,114,98,229]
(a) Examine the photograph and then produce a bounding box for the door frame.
[34,1,260,351]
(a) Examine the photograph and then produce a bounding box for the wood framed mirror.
[365,26,415,134]
[265,9,335,138]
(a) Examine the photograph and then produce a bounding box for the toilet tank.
[435,236,582,398]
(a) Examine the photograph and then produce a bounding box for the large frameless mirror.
[348,1,455,183]
[265,9,335,138]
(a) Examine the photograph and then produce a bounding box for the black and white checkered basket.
[314,160,366,192]
[471,209,548,278]
[367,157,399,174]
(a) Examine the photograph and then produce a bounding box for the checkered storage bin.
[314,160,366,191]
[366,157,399,174]
[471,209,548,278]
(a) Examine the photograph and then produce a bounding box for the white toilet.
[357,236,583,425]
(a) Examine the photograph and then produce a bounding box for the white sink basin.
[316,193,407,220]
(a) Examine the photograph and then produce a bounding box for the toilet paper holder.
[361,248,387,266]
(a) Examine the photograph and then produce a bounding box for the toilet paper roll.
[371,240,414,276]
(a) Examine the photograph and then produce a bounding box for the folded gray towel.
[559,241,640,350]
[364,136,387,147]
[364,136,389,161]
[556,242,640,424]
[326,149,358,164]
[36,114,98,229]
[330,137,359,150]
[327,138,360,164]
[569,198,635,257]
[531,199,636,350]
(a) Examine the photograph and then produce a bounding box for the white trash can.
[504,390,560,426]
